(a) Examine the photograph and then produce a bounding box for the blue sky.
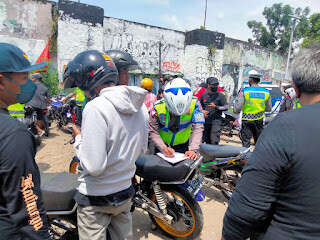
[60,0,320,41]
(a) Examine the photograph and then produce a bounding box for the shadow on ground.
[202,185,228,205]
[37,162,51,172]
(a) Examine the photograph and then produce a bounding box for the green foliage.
[247,3,310,54]
[301,13,320,48]
[207,45,216,57]
[42,65,59,96]
[49,6,58,55]
[200,26,206,30]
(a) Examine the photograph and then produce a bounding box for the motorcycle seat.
[41,172,79,212]
[200,144,248,158]
[135,155,193,182]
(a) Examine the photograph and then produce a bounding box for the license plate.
[187,175,204,196]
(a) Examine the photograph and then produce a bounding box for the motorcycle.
[199,143,250,200]
[221,111,240,138]
[49,98,76,131]
[43,155,205,239]
[24,105,41,146]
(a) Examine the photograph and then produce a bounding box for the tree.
[301,13,320,48]
[247,3,310,54]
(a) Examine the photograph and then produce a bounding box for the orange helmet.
[140,78,153,91]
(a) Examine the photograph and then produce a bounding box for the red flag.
[34,40,50,73]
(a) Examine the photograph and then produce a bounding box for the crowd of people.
[0,41,320,240]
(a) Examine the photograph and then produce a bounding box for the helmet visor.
[165,87,191,95]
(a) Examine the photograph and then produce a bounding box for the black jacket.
[0,109,50,240]
[223,102,320,240]
[200,91,227,121]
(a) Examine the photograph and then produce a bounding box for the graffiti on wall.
[0,1,51,39]
[221,64,239,96]
[194,56,222,85]
[162,61,180,72]
[103,19,184,74]
[241,66,272,85]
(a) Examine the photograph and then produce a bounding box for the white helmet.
[285,87,296,99]
[164,78,192,116]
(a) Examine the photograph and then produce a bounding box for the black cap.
[206,77,219,85]
[0,43,46,72]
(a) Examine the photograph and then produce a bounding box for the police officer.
[234,70,272,147]
[149,78,204,160]
[7,102,25,121]
[0,43,50,239]
[200,77,228,145]
[140,78,157,112]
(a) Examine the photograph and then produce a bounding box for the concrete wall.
[223,38,286,93]
[104,17,185,75]
[0,0,287,95]
[57,0,104,80]
[0,0,52,64]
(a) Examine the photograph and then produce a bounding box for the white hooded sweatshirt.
[74,86,148,196]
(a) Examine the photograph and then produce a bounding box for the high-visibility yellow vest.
[242,86,270,121]
[76,88,85,107]
[293,99,301,109]
[154,98,197,146]
[7,103,25,118]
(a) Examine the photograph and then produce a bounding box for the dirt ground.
[36,125,242,240]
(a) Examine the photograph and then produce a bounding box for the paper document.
[157,152,188,164]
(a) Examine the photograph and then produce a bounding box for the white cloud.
[160,14,201,31]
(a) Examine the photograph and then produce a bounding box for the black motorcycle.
[24,105,41,146]
[43,155,205,239]
[221,111,240,138]
[199,144,250,200]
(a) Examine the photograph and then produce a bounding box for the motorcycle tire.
[69,157,80,174]
[148,185,203,239]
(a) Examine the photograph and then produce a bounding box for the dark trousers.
[75,105,83,126]
[240,119,264,148]
[203,119,222,145]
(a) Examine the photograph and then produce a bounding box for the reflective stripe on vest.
[242,86,270,121]
[154,98,197,146]
[76,88,85,106]
[7,103,25,117]
[293,99,301,109]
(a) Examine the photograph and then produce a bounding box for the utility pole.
[203,0,208,29]
[159,42,162,77]
[285,15,301,81]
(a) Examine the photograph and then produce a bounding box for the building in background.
[0,0,287,97]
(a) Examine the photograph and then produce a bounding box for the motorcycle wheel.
[69,157,79,174]
[149,185,203,239]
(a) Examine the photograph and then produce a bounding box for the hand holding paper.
[157,152,188,164]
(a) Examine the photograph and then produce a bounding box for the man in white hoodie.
[63,50,148,240]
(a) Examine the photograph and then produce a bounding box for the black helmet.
[206,77,219,85]
[104,50,139,72]
[63,50,118,91]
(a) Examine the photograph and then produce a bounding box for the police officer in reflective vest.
[7,103,25,121]
[63,87,86,126]
[234,70,272,147]
[149,78,205,160]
